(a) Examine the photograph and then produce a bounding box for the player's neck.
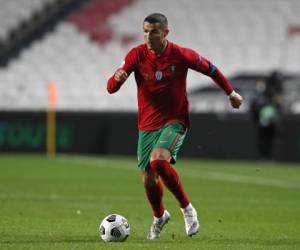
[152,40,168,56]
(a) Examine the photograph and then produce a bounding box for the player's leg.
[150,123,190,208]
[150,150,190,209]
[150,123,199,236]
[142,166,165,218]
[137,130,170,239]
[143,167,170,240]
[150,149,199,236]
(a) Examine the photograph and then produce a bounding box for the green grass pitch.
[0,154,300,250]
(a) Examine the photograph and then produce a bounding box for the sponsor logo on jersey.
[155,70,163,81]
[169,65,176,76]
[142,73,150,80]
[170,65,176,72]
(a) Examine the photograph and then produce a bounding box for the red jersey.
[107,41,233,131]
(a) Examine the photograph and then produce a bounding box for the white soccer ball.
[99,214,130,242]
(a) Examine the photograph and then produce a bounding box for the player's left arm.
[199,57,243,109]
[183,48,243,109]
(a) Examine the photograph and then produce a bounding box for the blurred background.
[0,0,299,162]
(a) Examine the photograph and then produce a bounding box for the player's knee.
[151,154,168,161]
[150,148,171,162]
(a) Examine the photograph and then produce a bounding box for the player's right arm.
[107,69,128,93]
[107,48,137,94]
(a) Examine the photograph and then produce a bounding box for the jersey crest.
[155,70,163,81]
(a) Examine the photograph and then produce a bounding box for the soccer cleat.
[181,203,200,237]
[147,210,170,240]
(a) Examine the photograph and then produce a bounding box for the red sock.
[150,160,190,208]
[144,173,165,218]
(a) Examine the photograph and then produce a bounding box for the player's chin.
[146,42,154,49]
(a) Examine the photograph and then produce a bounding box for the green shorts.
[137,122,187,171]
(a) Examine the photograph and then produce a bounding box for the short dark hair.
[144,13,168,29]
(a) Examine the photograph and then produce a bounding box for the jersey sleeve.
[181,48,233,95]
[107,48,138,93]
[121,47,138,74]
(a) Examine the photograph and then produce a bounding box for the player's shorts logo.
[155,70,163,81]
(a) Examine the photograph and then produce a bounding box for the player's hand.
[114,69,128,83]
[229,90,243,109]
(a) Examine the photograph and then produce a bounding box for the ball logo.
[155,70,163,81]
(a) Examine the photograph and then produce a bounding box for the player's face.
[143,22,168,52]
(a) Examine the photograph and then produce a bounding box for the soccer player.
[107,13,243,240]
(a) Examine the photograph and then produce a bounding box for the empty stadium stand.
[0,0,299,112]
[0,0,52,40]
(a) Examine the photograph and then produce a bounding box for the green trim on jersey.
[137,122,187,171]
